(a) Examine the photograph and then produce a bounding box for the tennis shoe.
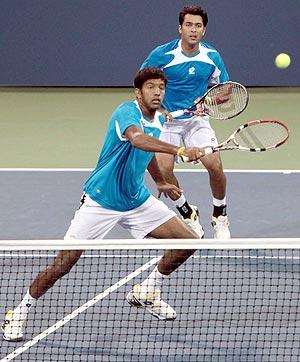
[1,310,25,341]
[181,205,204,238]
[211,215,231,239]
[126,284,177,321]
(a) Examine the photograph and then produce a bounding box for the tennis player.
[140,5,230,239]
[2,67,205,341]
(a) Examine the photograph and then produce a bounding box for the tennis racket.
[180,119,290,161]
[170,81,248,120]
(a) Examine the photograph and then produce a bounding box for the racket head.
[200,81,249,120]
[224,118,290,152]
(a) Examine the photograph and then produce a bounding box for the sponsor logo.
[188,67,196,75]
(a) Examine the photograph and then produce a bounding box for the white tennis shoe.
[126,284,177,321]
[2,310,25,341]
[181,205,204,238]
[211,215,231,239]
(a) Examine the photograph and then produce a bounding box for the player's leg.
[156,122,204,237]
[2,195,121,341]
[2,250,83,342]
[184,118,230,239]
[147,215,197,274]
[200,152,230,239]
[124,196,198,320]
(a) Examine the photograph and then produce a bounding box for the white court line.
[0,256,160,362]
[0,168,299,173]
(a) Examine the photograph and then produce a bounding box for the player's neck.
[139,103,156,120]
[181,40,199,56]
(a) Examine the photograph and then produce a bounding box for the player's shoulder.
[115,101,138,112]
[150,39,180,55]
[200,41,218,52]
[113,101,140,118]
[200,42,224,60]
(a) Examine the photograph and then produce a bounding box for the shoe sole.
[3,334,24,342]
[1,322,24,342]
[126,293,176,321]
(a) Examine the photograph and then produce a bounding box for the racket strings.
[236,122,288,149]
[204,83,248,119]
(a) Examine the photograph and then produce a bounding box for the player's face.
[136,79,166,112]
[179,14,206,49]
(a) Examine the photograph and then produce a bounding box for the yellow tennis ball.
[275,53,291,69]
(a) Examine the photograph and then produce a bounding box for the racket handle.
[170,110,185,118]
[204,147,213,155]
[180,155,189,162]
[179,147,214,162]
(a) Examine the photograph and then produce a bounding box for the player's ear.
[135,88,142,100]
[178,25,182,35]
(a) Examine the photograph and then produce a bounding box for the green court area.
[0,87,299,169]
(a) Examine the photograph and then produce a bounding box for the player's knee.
[205,157,224,176]
[52,252,81,278]
[53,262,75,278]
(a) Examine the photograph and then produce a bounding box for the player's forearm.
[147,156,165,184]
[130,133,178,155]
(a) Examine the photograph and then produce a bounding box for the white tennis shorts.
[160,115,218,148]
[64,194,176,240]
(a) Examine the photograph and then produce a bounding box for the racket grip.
[204,147,214,155]
[179,147,213,163]
[179,155,189,162]
[170,110,185,118]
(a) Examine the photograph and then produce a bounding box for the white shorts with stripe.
[160,115,219,148]
[64,194,176,240]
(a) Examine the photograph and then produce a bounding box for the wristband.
[176,147,186,156]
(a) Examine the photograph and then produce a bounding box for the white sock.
[140,267,168,295]
[213,196,226,207]
[14,289,36,320]
[174,194,187,208]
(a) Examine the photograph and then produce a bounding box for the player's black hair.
[134,67,167,89]
[179,5,208,27]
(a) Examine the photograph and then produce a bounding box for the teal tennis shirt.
[141,40,229,119]
[84,101,165,211]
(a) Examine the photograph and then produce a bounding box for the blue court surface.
[0,169,299,239]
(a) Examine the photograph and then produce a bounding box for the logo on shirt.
[188,67,196,75]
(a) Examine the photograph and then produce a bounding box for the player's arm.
[208,51,229,86]
[147,156,182,199]
[124,125,204,161]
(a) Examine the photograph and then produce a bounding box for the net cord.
[0,238,299,250]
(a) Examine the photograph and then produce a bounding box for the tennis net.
[0,238,299,362]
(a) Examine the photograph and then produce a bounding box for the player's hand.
[183,147,206,161]
[161,109,174,122]
[193,97,206,116]
[156,182,182,199]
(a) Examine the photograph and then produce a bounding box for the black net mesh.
[1,243,299,361]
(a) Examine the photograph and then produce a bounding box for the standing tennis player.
[2,67,205,341]
[140,5,230,239]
